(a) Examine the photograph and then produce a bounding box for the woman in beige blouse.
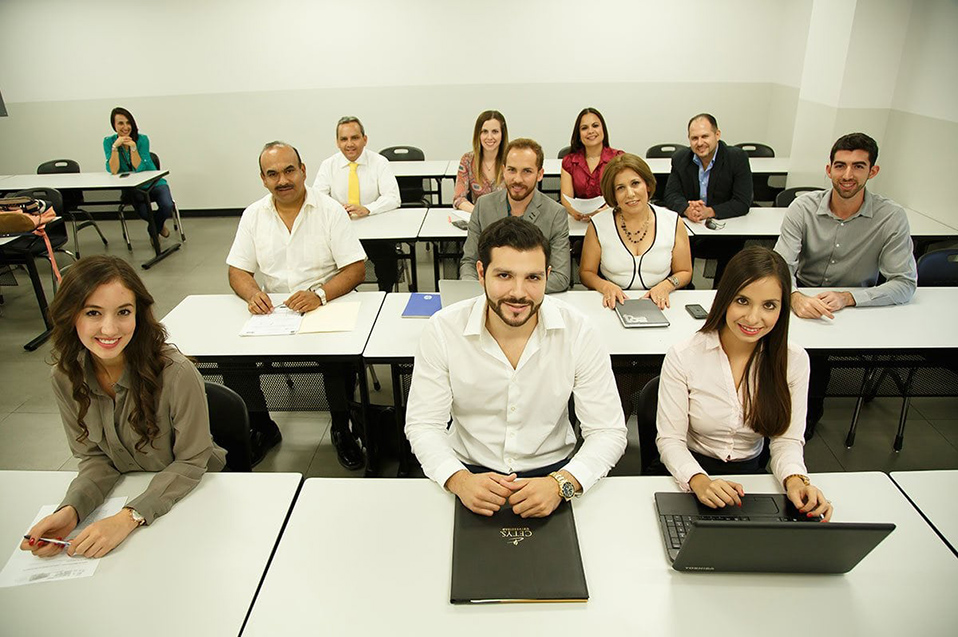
[21,256,225,559]
[656,247,832,520]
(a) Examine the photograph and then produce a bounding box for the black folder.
[450,501,588,604]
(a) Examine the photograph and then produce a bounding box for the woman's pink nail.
[28,538,35,546]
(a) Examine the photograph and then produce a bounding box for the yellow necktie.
[348,162,360,205]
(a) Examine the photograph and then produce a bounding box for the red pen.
[23,535,71,547]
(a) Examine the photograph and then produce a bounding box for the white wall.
[8,0,954,225]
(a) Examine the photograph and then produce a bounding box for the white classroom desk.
[685,206,958,239]
[364,287,958,362]
[0,169,168,192]
[161,291,385,358]
[351,207,429,292]
[538,156,791,178]
[417,207,588,240]
[349,206,428,241]
[891,470,958,554]
[243,472,957,636]
[0,470,301,637]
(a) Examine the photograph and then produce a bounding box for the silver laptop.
[439,279,483,308]
[614,299,669,328]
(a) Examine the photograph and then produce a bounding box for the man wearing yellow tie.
[314,116,403,292]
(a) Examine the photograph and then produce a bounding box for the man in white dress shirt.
[314,116,403,292]
[405,216,626,518]
[225,141,368,470]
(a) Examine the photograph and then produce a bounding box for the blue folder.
[402,293,442,318]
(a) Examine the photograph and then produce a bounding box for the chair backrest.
[37,159,83,209]
[379,146,425,162]
[13,187,68,243]
[775,186,823,208]
[37,159,81,175]
[150,152,161,170]
[379,146,426,205]
[646,143,688,158]
[557,145,572,160]
[733,142,775,158]
[917,249,958,287]
[204,381,253,472]
[635,376,668,475]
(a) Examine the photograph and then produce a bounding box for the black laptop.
[655,492,895,573]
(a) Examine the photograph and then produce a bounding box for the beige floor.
[1,216,956,478]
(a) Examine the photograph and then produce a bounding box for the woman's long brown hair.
[49,255,170,452]
[470,110,508,188]
[700,247,793,437]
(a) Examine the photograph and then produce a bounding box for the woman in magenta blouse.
[559,107,624,222]
[453,110,508,213]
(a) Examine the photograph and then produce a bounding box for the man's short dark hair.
[505,138,545,170]
[477,217,551,271]
[830,132,879,166]
[259,141,302,173]
[336,116,366,138]
[688,113,718,132]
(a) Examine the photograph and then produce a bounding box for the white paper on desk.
[299,301,361,333]
[562,194,606,216]
[450,209,470,223]
[0,496,127,588]
[239,305,304,336]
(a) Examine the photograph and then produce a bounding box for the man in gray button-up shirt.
[774,132,917,438]
[460,138,571,293]
[774,132,917,319]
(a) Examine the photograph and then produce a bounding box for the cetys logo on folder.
[622,314,648,324]
[500,527,533,546]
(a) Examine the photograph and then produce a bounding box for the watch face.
[560,482,576,499]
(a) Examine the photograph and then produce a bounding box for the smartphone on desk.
[119,172,131,178]
[685,304,708,320]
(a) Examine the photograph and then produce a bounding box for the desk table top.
[891,469,958,552]
[0,170,169,191]
[243,472,957,637]
[350,206,428,241]
[161,291,385,357]
[0,470,301,637]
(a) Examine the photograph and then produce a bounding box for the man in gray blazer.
[460,138,571,293]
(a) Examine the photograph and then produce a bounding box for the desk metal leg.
[390,364,413,478]
[407,241,418,292]
[22,257,53,351]
[358,358,378,477]
[140,182,182,270]
[431,241,441,291]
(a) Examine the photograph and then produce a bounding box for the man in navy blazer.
[663,114,753,286]
[663,113,753,220]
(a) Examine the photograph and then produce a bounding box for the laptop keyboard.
[662,514,751,550]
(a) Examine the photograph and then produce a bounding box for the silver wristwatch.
[314,286,327,305]
[550,472,576,501]
[667,275,680,288]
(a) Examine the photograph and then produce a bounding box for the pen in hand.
[23,535,71,547]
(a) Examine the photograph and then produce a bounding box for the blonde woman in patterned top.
[453,110,509,212]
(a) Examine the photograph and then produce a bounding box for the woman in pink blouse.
[453,110,508,213]
[656,247,833,520]
[560,107,624,222]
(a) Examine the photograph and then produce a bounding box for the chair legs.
[118,205,133,251]
[171,202,186,241]
[845,365,916,451]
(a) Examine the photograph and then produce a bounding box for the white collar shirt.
[225,186,367,293]
[405,294,627,493]
[313,148,402,215]
[656,330,809,491]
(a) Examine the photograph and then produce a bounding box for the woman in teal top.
[103,107,175,238]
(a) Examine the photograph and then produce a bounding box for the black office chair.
[733,142,775,158]
[205,381,254,472]
[117,151,186,250]
[646,143,688,159]
[635,377,668,475]
[845,249,958,452]
[37,159,108,257]
[775,187,823,208]
[556,146,572,160]
[732,143,777,204]
[379,145,430,207]
[1,188,76,289]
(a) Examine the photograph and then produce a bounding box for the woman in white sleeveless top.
[580,153,692,309]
